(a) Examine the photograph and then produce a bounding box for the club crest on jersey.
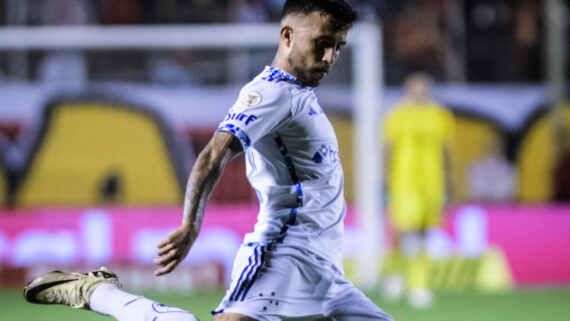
[242,91,262,106]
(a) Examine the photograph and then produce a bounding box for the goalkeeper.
[383,72,455,308]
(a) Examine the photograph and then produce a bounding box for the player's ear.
[280,26,293,47]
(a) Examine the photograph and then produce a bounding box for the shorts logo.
[242,91,262,106]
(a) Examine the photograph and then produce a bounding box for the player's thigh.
[325,287,394,321]
[213,312,259,321]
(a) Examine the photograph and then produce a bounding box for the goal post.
[351,22,384,290]
[0,22,385,288]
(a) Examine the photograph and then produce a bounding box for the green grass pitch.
[3,288,570,321]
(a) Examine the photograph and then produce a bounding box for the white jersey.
[214,66,393,321]
[217,66,346,268]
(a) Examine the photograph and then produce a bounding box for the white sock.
[90,284,199,321]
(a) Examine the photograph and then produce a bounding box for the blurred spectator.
[231,0,271,23]
[465,0,542,82]
[377,0,544,83]
[382,72,455,308]
[385,1,447,84]
[512,0,541,81]
[38,0,97,25]
[149,0,232,24]
[101,0,139,24]
[349,0,411,20]
[36,0,97,85]
[467,137,517,202]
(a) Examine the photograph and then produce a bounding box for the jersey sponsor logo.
[242,91,262,106]
[225,110,258,126]
[312,144,340,164]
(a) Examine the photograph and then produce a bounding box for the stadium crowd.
[0,0,554,85]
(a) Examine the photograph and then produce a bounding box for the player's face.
[405,77,431,102]
[288,12,348,87]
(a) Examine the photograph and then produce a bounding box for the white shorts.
[213,243,393,321]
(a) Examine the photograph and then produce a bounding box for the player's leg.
[405,198,444,308]
[383,192,422,301]
[212,312,258,321]
[404,228,432,309]
[90,283,198,321]
[24,267,198,321]
[325,279,394,321]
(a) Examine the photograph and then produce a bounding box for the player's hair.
[282,0,358,30]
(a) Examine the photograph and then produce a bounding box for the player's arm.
[154,131,243,276]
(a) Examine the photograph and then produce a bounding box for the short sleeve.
[217,83,291,149]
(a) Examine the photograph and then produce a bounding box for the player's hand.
[153,223,196,276]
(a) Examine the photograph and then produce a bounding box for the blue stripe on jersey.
[274,133,303,208]
[295,183,303,208]
[273,134,299,183]
[273,207,296,244]
[288,207,298,225]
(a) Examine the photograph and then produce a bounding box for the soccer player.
[382,72,455,308]
[24,1,394,320]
